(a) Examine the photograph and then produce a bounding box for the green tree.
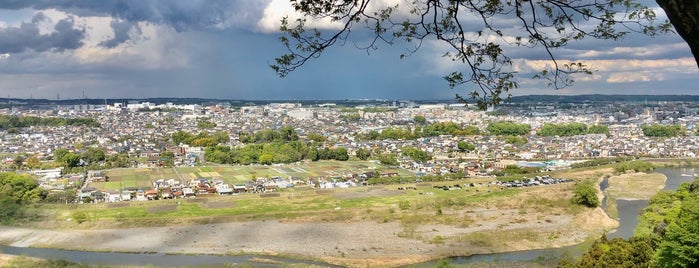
[258,153,274,165]
[307,132,327,143]
[172,130,193,145]
[272,0,681,108]
[281,126,299,141]
[24,155,41,170]
[307,147,320,161]
[212,131,230,144]
[570,236,654,268]
[12,155,24,170]
[402,146,432,162]
[641,124,685,137]
[413,115,426,124]
[197,120,216,129]
[160,151,175,167]
[457,141,476,152]
[573,181,600,208]
[333,147,350,161]
[487,122,531,136]
[652,194,699,267]
[82,148,106,164]
[0,172,45,220]
[378,153,398,166]
[355,148,371,160]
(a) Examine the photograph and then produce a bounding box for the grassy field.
[68,162,628,227]
[92,161,412,191]
[603,172,666,219]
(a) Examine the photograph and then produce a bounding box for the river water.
[1,167,695,267]
[414,166,696,267]
[607,167,697,239]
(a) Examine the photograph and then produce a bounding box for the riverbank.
[0,184,618,267]
[603,172,666,219]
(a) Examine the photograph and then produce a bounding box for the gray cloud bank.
[0,12,84,53]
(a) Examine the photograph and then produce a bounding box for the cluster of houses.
[77,175,311,203]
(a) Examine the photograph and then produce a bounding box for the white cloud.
[256,0,411,33]
[576,43,689,59]
[607,71,659,83]
[257,0,343,33]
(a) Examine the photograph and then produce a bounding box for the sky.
[0,0,696,100]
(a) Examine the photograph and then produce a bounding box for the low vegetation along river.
[0,167,695,267]
[414,167,696,267]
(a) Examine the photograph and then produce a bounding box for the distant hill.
[1,95,698,107]
[508,95,699,103]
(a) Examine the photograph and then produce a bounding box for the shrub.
[573,181,599,208]
[72,211,88,224]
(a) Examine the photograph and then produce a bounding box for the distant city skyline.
[0,1,697,100]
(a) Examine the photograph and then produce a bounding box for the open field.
[4,163,667,267]
[603,172,666,219]
[4,181,617,267]
[93,161,411,191]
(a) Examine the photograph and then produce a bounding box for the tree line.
[359,122,481,140]
[0,115,100,129]
[641,124,685,137]
[199,127,350,165]
[538,123,609,137]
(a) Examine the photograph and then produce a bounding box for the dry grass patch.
[186,198,208,203]
[203,201,237,209]
[604,172,665,218]
[107,203,130,208]
[146,204,177,213]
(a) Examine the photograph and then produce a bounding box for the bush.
[72,211,88,224]
[573,181,599,208]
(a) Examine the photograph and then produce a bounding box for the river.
[414,167,696,267]
[1,168,695,267]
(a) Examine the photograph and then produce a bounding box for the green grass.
[58,177,538,227]
[92,161,411,191]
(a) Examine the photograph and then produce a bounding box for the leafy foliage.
[272,0,671,108]
[570,178,699,268]
[651,183,699,267]
[196,120,217,129]
[360,122,480,140]
[457,141,476,152]
[538,123,609,137]
[614,161,654,174]
[239,126,299,143]
[401,146,432,162]
[0,172,45,221]
[570,157,636,169]
[572,181,599,208]
[563,236,654,268]
[172,130,229,147]
[0,115,100,129]
[487,122,531,136]
[641,124,685,137]
[355,148,372,160]
[204,127,350,165]
[413,115,426,124]
[377,153,398,166]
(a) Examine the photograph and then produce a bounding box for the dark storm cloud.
[0,0,238,31]
[0,0,268,48]
[98,19,140,48]
[0,12,85,53]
